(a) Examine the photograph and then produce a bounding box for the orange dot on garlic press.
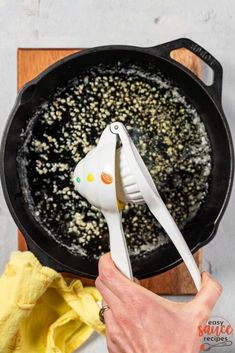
[101,172,113,184]
[86,173,94,182]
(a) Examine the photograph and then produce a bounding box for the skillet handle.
[147,38,223,104]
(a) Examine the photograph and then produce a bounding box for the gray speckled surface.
[0,1,234,352]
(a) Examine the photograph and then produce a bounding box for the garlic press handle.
[150,198,201,291]
[102,210,133,280]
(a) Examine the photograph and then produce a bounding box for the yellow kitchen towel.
[0,251,105,353]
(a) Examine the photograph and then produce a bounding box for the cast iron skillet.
[1,38,234,279]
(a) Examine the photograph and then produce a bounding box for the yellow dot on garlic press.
[86,173,94,182]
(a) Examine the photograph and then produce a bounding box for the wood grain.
[18,48,202,295]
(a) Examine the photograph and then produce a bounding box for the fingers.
[105,312,131,353]
[192,272,223,312]
[97,253,160,307]
[106,322,129,353]
[98,253,138,300]
[95,276,121,308]
[96,295,128,353]
[102,303,114,327]
[100,303,124,353]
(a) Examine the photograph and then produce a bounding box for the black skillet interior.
[1,38,234,278]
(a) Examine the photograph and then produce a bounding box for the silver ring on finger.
[99,304,110,324]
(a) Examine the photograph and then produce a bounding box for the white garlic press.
[73,122,201,291]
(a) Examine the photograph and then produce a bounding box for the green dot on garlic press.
[76,177,81,183]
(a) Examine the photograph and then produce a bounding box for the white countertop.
[0,1,234,352]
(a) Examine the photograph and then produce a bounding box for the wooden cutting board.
[17,47,202,295]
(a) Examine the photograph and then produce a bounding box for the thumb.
[193,272,223,313]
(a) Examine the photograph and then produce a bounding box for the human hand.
[95,253,222,353]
